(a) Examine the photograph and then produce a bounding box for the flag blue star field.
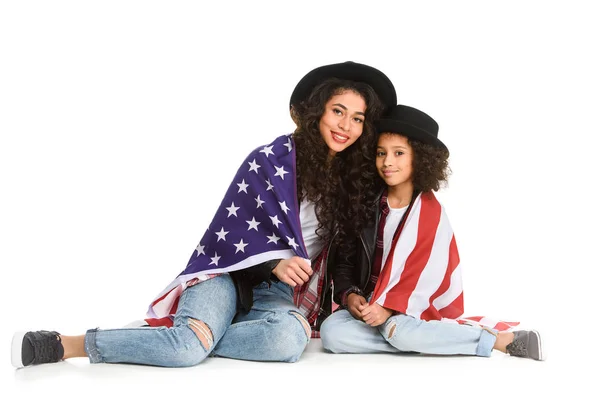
[146,134,309,322]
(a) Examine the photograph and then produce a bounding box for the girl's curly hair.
[407,137,451,193]
[291,78,385,243]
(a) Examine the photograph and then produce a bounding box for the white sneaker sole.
[11,331,26,369]
[532,329,546,361]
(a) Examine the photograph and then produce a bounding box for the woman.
[12,61,397,368]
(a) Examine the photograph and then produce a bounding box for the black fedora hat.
[289,61,397,111]
[376,105,447,151]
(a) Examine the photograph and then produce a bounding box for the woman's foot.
[11,330,64,368]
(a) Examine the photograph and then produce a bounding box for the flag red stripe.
[436,292,464,320]
[382,192,442,312]
[145,316,174,328]
[421,235,462,320]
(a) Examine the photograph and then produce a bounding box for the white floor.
[4,331,591,400]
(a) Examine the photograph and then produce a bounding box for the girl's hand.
[358,302,393,327]
[347,293,367,320]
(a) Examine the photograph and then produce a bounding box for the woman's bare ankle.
[60,335,87,359]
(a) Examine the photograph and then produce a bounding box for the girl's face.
[376,133,413,189]
[319,90,367,157]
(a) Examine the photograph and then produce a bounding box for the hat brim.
[376,119,448,151]
[289,62,397,111]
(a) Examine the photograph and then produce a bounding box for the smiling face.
[319,90,367,157]
[376,133,414,191]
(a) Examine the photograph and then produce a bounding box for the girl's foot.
[506,330,545,361]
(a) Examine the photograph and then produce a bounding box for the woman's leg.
[13,274,237,368]
[380,314,497,357]
[211,281,311,363]
[320,309,399,354]
[85,274,237,367]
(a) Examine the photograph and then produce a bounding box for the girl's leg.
[320,309,398,354]
[493,331,514,352]
[380,314,497,357]
[211,281,311,363]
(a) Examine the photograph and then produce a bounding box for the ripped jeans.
[320,309,497,357]
[85,275,310,367]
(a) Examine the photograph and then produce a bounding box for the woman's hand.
[359,302,393,327]
[271,256,312,287]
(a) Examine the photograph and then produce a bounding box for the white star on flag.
[209,252,221,266]
[246,217,261,231]
[255,194,265,209]
[259,145,275,157]
[146,134,315,326]
[279,201,290,214]
[267,233,280,244]
[248,159,261,174]
[284,138,292,152]
[226,202,240,217]
[274,165,288,180]
[269,214,282,228]
[287,236,299,250]
[234,239,249,254]
[237,179,249,193]
[215,227,229,242]
[265,179,274,191]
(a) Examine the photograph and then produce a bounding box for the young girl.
[320,104,544,361]
[12,61,397,368]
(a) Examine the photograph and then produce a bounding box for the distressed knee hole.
[290,311,311,339]
[188,318,213,350]
[388,324,396,339]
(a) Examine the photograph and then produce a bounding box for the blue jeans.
[320,309,497,357]
[212,280,310,362]
[85,275,310,367]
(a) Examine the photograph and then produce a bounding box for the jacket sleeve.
[231,259,281,287]
[332,238,361,305]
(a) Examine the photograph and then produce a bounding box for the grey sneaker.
[506,330,545,361]
[11,330,64,368]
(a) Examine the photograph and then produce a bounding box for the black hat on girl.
[376,105,447,151]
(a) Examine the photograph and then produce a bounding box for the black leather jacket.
[331,190,417,305]
[331,207,380,305]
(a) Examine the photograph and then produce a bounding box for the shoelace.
[31,332,62,363]
[506,339,527,357]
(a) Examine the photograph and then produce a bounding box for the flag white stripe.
[433,260,462,311]
[369,192,518,332]
[375,196,422,306]
[406,208,452,317]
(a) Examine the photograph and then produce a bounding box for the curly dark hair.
[291,78,386,243]
[407,137,451,193]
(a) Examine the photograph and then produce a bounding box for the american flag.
[146,134,310,323]
[371,192,519,331]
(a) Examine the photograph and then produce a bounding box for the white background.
[1,1,597,398]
